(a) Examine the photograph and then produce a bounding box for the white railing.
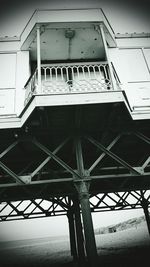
[24,70,38,106]
[24,62,119,105]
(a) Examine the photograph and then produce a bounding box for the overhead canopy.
[20,9,116,61]
[29,22,106,61]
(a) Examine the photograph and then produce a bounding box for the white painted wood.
[116,38,150,48]
[143,49,150,71]
[15,51,30,115]
[0,53,16,88]
[109,48,150,111]
[21,9,116,50]
[0,89,15,115]
[124,82,150,110]
[37,9,103,24]
[35,91,123,107]
[109,48,150,84]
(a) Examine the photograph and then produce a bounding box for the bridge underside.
[0,102,150,266]
[0,102,150,201]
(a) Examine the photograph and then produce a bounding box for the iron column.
[67,210,78,260]
[73,196,86,265]
[75,181,98,267]
[141,191,150,236]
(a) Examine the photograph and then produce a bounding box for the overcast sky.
[0,0,150,36]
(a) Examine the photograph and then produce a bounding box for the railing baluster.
[44,68,47,81]
[103,64,107,80]
[97,65,102,77]
[66,66,69,83]
[60,67,63,81]
[71,66,74,81]
[24,62,119,105]
[49,67,51,80]
[56,67,58,81]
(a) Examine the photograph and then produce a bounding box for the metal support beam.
[75,136,84,176]
[67,210,78,260]
[88,135,121,173]
[0,141,18,159]
[86,135,141,175]
[73,197,86,265]
[32,138,83,180]
[141,191,150,236]
[0,161,26,185]
[31,138,69,179]
[75,181,98,267]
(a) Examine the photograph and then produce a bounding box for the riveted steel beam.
[135,132,150,145]
[75,180,98,267]
[31,138,69,179]
[75,136,85,177]
[0,161,26,185]
[88,135,121,173]
[0,140,19,159]
[32,138,83,180]
[86,135,142,175]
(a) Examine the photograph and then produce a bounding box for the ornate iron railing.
[24,62,120,105]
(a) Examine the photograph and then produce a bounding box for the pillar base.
[74,181,98,267]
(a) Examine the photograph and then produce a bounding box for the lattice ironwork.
[0,197,71,222]
[0,190,150,222]
[0,131,150,188]
[90,190,150,212]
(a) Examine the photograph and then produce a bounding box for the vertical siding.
[109,47,150,109]
[0,53,16,114]
[143,49,150,72]
[15,51,30,115]
[0,53,16,88]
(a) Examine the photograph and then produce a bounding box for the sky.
[0,0,150,36]
[0,0,150,242]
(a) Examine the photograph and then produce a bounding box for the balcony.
[24,61,120,106]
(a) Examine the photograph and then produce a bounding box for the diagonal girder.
[142,156,150,169]
[49,197,70,210]
[90,190,150,212]
[0,140,25,184]
[0,161,26,185]
[0,190,150,221]
[32,138,83,180]
[88,135,121,173]
[75,136,85,176]
[0,140,19,159]
[0,197,70,221]
[134,132,150,170]
[114,192,130,206]
[31,138,70,179]
[135,132,150,145]
[31,199,49,215]
[91,193,107,209]
[86,135,141,176]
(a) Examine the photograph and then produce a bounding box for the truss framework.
[0,131,150,192]
[0,190,149,222]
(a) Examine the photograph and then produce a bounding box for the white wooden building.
[0,3,150,127]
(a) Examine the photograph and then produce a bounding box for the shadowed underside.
[0,102,150,202]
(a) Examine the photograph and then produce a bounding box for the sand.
[0,222,150,267]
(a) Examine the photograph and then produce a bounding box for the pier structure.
[0,6,150,267]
